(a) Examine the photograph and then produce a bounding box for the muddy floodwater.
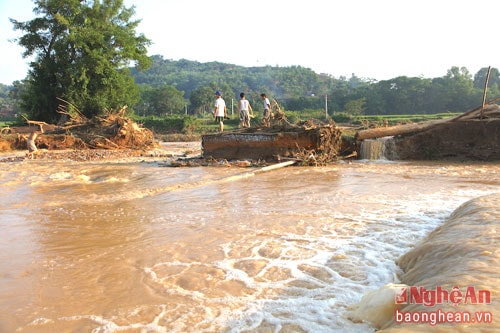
[1,149,499,332]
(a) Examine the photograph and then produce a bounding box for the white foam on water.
[136,188,498,332]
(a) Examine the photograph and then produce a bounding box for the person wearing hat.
[213,90,227,132]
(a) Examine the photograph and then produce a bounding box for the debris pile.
[292,119,347,165]
[0,105,156,153]
[51,105,155,149]
[202,118,347,165]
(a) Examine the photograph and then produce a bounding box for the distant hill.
[130,55,340,100]
[128,56,500,115]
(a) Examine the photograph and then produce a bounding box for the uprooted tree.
[1,101,156,152]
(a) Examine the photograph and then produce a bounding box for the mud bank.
[0,142,202,163]
[387,119,500,161]
[357,104,500,161]
[351,193,500,332]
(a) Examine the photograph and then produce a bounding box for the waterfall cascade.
[359,137,396,160]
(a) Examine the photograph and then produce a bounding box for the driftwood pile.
[1,105,156,152]
[268,100,350,165]
[292,119,347,166]
[257,100,352,165]
[53,108,155,150]
[49,103,155,149]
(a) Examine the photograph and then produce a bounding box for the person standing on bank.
[238,92,253,128]
[214,90,227,132]
[260,93,271,127]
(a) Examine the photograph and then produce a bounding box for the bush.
[285,109,328,122]
[134,115,201,134]
[332,112,354,123]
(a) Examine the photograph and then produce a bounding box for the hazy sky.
[1,0,499,85]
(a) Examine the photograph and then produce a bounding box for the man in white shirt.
[237,92,253,128]
[214,90,227,132]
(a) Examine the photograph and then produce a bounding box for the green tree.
[189,83,232,116]
[147,85,185,116]
[9,81,30,117]
[11,0,151,122]
[441,66,476,112]
[473,67,500,89]
[344,97,366,116]
[190,85,216,116]
[0,84,8,113]
[372,76,432,114]
[473,67,500,103]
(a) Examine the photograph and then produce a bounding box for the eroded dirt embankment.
[387,119,500,161]
[356,104,500,161]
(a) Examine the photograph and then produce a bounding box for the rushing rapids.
[0,152,498,332]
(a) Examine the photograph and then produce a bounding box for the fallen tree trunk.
[355,99,500,141]
[354,119,445,141]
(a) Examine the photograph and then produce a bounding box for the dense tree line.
[0,84,11,113]
[132,56,500,117]
[2,0,499,123]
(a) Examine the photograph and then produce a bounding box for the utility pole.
[325,94,328,119]
[481,66,491,120]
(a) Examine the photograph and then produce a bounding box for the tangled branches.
[292,122,344,166]
[21,100,157,151]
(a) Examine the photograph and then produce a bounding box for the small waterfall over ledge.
[359,137,397,160]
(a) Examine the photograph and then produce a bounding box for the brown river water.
[0,144,499,332]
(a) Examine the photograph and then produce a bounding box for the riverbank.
[0,141,203,163]
[349,192,500,332]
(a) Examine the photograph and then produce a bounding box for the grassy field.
[354,112,460,124]
[275,109,460,126]
[2,111,462,138]
[168,111,462,136]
